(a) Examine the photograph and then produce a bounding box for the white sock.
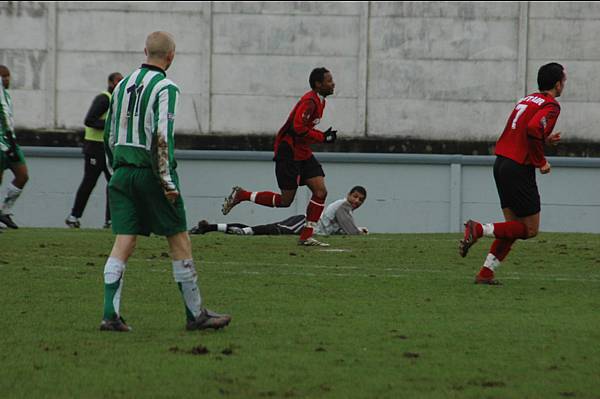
[104,257,125,284]
[172,259,202,319]
[483,253,501,271]
[250,192,257,203]
[217,223,227,232]
[104,257,126,315]
[2,183,22,213]
[482,223,495,237]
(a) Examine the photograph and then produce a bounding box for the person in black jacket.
[66,72,122,228]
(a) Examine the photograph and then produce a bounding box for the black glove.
[323,127,337,144]
[5,132,19,162]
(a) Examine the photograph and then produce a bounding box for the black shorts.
[275,156,325,190]
[493,155,540,217]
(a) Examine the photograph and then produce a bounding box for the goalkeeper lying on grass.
[192,186,368,239]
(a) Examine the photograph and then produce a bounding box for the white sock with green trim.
[172,259,203,320]
[103,257,126,319]
[1,183,22,213]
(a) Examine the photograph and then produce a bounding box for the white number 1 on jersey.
[511,104,528,130]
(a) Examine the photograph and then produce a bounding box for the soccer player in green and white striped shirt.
[0,65,29,230]
[100,31,231,332]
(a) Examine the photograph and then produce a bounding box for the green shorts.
[0,145,26,171]
[109,166,187,236]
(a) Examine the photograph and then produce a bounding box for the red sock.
[250,192,282,208]
[475,222,483,238]
[237,189,251,202]
[493,221,528,240]
[490,239,515,261]
[299,195,326,240]
[478,266,494,279]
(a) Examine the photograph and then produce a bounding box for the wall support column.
[357,1,369,136]
[45,2,57,128]
[517,1,530,99]
[450,162,462,233]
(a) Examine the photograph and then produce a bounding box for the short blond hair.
[145,31,176,59]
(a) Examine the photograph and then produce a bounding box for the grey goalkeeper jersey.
[315,199,362,235]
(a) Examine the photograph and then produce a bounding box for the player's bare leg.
[0,163,29,229]
[109,235,137,261]
[10,163,28,189]
[279,189,297,207]
[511,210,540,238]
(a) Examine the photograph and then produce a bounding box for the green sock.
[103,257,126,320]
[103,280,121,320]
[173,259,202,321]
[178,282,198,321]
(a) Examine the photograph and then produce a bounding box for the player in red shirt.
[459,63,566,284]
[221,67,338,246]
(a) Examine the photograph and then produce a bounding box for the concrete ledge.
[21,146,600,168]
[14,129,600,157]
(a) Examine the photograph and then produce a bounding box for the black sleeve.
[84,94,110,130]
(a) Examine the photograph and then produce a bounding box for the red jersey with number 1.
[495,92,560,168]
[274,90,326,161]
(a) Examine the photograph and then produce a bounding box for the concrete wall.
[1,1,599,141]
[5,148,600,234]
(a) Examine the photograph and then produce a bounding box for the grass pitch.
[1,229,599,399]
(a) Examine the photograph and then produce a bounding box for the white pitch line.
[2,262,599,283]
[200,260,360,270]
[199,260,599,281]
[209,269,600,283]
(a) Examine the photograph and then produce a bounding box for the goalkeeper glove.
[323,127,337,144]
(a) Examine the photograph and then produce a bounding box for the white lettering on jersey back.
[519,95,546,106]
[312,118,320,125]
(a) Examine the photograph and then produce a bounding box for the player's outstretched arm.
[334,205,363,235]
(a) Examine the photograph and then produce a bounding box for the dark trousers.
[71,141,112,222]
[228,214,306,235]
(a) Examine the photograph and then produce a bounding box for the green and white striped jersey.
[104,64,180,191]
[0,79,15,152]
